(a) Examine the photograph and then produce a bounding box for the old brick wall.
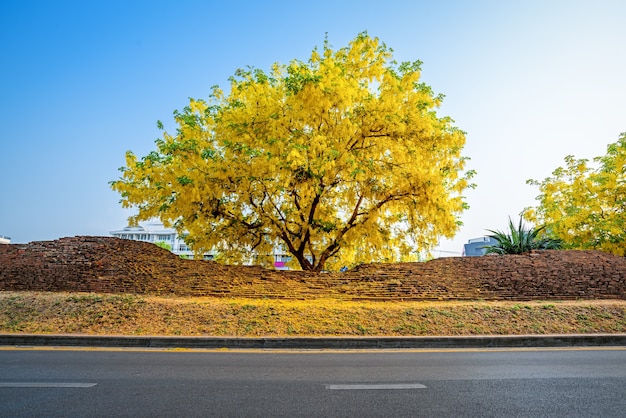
[0,236,624,301]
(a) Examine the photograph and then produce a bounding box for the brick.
[0,237,625,301]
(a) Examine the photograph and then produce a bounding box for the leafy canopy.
[526,132,626,256]
[484,217,562,255]
[111,33,475,271]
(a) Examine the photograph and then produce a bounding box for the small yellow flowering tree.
[526,132,626,256]
[111,33,474,271]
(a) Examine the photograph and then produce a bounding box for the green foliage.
[154,241,172,251]
[484,217,562,255]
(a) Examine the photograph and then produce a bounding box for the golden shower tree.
[111,33,474,270]
[526,132,626,256]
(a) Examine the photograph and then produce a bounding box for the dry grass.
[1,291,625,336]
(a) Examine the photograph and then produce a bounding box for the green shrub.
[485,217,562,255]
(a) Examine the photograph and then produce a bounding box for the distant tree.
[111,33,475,271]
[526,133,626,256]
[484,217,562,255]
[154,241,172,251]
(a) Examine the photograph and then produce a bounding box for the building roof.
[110,222,176,235]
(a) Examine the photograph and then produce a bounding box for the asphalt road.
[1,347,625,417]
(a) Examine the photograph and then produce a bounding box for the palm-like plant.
[484,217,562,255]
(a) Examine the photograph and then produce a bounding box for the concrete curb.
[1,334,626,349]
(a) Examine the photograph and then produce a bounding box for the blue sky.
[1,0,625,256]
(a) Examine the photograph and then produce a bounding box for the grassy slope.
[1,292,625,336]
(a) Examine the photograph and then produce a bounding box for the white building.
[110,223,210,260]
[0,235,10,244]
[110,222,294,267]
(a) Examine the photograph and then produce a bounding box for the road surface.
[1,347,625,417]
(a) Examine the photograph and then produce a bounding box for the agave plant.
[484,217,562,255]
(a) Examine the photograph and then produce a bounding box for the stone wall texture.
[1,236,625,301]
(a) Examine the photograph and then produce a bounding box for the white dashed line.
[0,382,97,388]
[326,383,426,390]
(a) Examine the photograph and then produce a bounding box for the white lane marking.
[326,383,426,390]
[0,382,97,388]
